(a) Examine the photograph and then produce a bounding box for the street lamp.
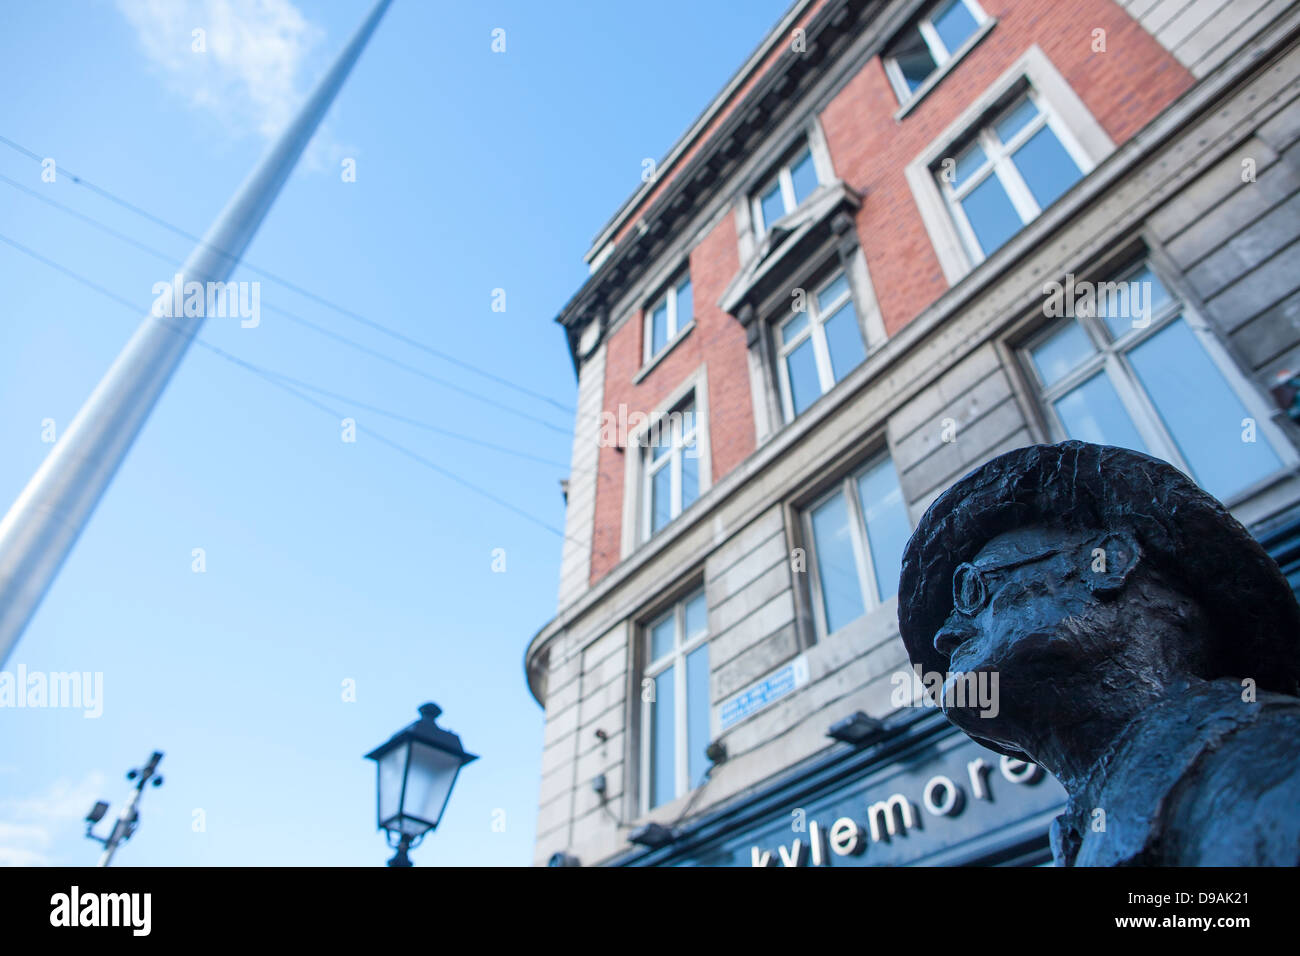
[364,703,477,867]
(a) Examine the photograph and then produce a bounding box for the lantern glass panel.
[401,740,463,832]
[376,744,408,829]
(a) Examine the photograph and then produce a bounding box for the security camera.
[548,851,581,867]
[85,801,109,824]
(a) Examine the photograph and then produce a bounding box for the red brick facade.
[588,0,1194,585]
[824,0,1194,335]
[589,214,754,583]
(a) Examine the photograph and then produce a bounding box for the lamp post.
[364,703,477,867]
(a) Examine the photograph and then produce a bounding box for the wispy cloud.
[0,772,106,867]
[115,0,331,144]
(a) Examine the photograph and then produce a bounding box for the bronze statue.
[897,441,1300,866]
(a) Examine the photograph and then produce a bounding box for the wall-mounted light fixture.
[705,740,728,767]
[827,711,885,746]
[628,821,677,849]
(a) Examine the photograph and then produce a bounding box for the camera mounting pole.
[85,750,164,867]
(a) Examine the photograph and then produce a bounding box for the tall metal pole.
[0,0,393,667]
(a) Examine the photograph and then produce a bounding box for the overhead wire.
[0,133,574,415]
[0,168,572,436]
[0,228,596,546]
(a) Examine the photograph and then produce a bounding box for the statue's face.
[930,524,1131,748]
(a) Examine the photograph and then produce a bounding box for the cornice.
[555,0,880,373]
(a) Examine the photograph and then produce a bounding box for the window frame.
[884,0,989,104]
[642,270,694,364]
[1020,259,1295,503]
[936,87,1094,266]
[638,586,710,813]
[620,368,712,559]
[903,45,1117,286]
[801,449,910,640]
[640,394,701,541]
[774,267,862,422]
[750,143,820,239]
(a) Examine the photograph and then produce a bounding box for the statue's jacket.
[1050,679,1300,866]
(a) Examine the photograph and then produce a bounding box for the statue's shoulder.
[1160,687,1300,866]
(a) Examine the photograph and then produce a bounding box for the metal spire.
[0,0,393,667]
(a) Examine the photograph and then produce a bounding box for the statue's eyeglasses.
[952,549,1060,617]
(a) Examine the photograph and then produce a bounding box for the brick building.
[527,0,1300,867]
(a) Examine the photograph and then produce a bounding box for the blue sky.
[0,0,792,866]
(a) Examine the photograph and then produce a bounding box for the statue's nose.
[934,619,977,660]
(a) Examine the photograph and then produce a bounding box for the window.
[620,372,712,559]
[643,396,700,537]
[905,46,1115,285]
[776,269,867,419]
[751,144,821,237]
[803,452,912,638]
[644,272,694,362]
[936,89,1090,263]
[1025,261,1287,504]
[640,588,710,811]
[885,0,987,102]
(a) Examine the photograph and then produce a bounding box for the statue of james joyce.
[897,441,1300,866]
